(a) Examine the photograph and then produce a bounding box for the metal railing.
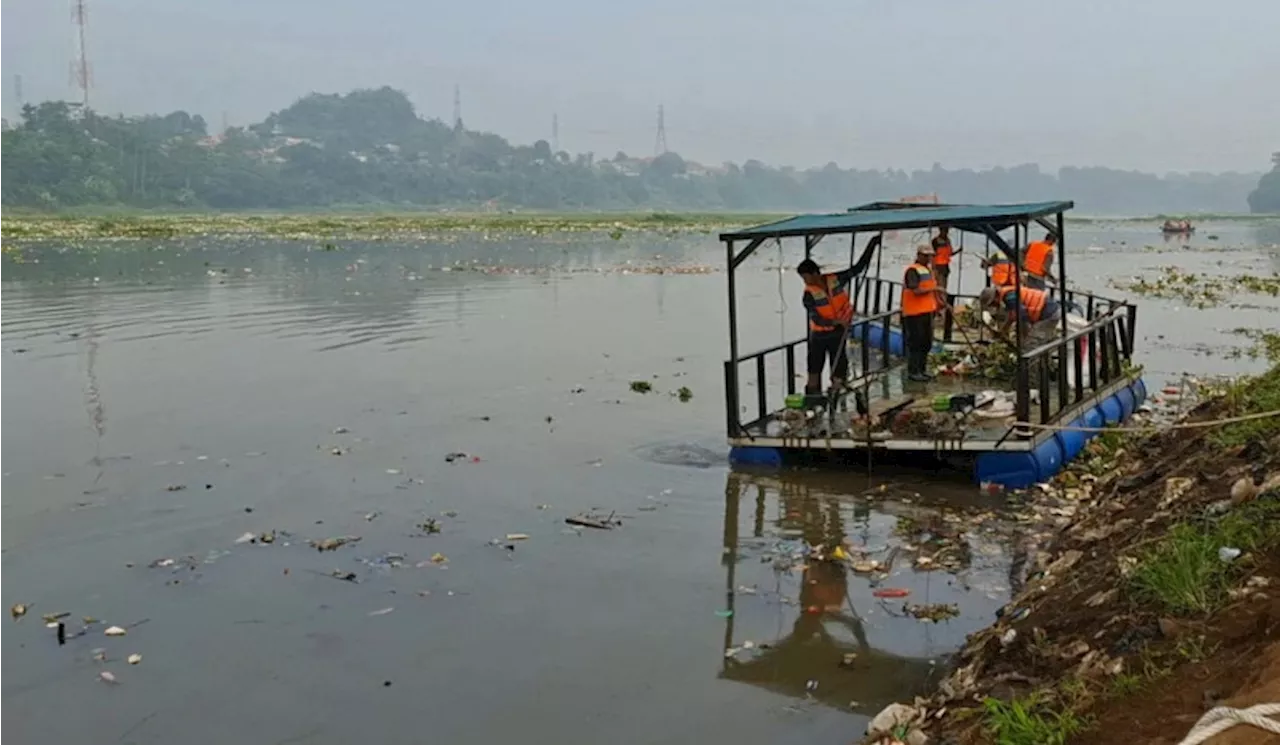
[724,308,898,438]
[1017,304,1136,426]
[723,279,1138,440]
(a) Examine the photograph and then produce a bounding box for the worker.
[1022,233,1057,289]
[797,235,881,395]
[901,244,943,382]
[979,285,1062,347]
[930,226,960,289]
[981,254,1017,287]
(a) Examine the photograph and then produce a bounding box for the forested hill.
[0,86,1270,214]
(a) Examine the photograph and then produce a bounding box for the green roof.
[719,200,1073,242]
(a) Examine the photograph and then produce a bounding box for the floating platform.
[729,372,1145,488]
[719,200,1144,490]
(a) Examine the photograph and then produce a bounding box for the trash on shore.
[310,535,362,552]
[104,626,127,636]
[1217,546,1241,562]
[866,702,926,744]
[566,512,621,530]
[127,654,142,665]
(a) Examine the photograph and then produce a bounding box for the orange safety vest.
[998,286,1048,323]
[805,274,853,332]
[989,258,1015,287]
[931,235,953,266]
[1024,241,1053,278]
[901,263,939,317]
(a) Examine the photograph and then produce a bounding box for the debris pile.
[860,363,1280,745]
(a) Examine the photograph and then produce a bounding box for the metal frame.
[721,201,1140,448]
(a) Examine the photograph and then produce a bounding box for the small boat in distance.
[1161,219,1195,234]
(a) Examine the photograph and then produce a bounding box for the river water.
[2,218,1277,744]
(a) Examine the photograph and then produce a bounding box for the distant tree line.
[1,87,1273,214]
[1247,152,1280,213]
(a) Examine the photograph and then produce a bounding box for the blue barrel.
[1082,406,1105,432]
[729,446,783,467]
[849,322,907,357]
[1132,378,1148,409]
[974,452,1040,489]
[1056,416,1089,461]
[1116,386,1136,420]
[1032,435,1066,482]
[1098,395,1123,425]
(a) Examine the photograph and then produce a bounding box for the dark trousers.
[903,312,934,376]
[807,330,849,383]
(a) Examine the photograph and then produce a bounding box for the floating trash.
[872,588,911,599]
[905,603,961,622]
[127,654,142,665]
[104,626,127,636]
[367,607,395,617]
[99,671,118,684]
[310,536,361,552]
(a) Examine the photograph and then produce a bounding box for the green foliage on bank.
[0,87,1269,213]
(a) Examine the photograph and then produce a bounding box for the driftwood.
[565,512,620,530]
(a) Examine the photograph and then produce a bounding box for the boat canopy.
[718,200,1073,242]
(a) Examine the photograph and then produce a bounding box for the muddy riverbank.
[861,363,1280,745]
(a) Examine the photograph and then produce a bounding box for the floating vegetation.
[1225,328,1280,363]
[1110,266,1280,309]
[675,386,693,402]
[0,212,781,242]
[629,380,653,394]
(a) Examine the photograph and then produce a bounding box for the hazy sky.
[3,0,1277,173]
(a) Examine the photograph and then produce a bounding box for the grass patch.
[982,693,1088,745]
[1108,672,1145,698]
[1129,496,1280,615]
[1209,364,1280,448]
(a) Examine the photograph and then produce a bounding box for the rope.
[1011,408,1280,434]
[1176,703,1280,745]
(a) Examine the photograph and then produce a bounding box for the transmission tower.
[552,113,559,153]
[654,104,668,156]
[452,84,462,129]
[70,0,91,110]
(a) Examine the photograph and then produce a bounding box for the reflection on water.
[717,470,1015,715]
